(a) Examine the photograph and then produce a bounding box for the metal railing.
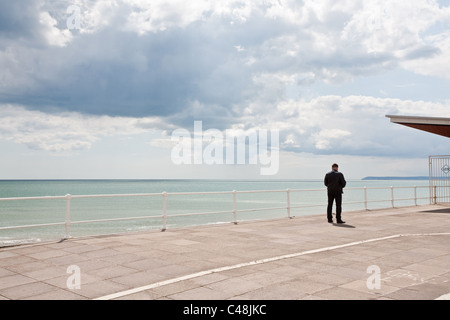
[429,155,450,204]
[0,185,445,241]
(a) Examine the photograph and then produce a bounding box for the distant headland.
[362,176,429,180]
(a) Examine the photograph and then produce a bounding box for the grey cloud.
[1,1,449,159]
[1,19,262,122]
[235,95,450,158]
[404,45,441,60]
[0,0,41,41]
[0,103,164,153]
[0,1,406,122]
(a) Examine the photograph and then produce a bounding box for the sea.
[0,179,431,246]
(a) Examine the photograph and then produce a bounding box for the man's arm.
[340,173,346,188]
[324,174,328,187]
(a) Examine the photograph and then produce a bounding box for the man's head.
[332,163,339,171]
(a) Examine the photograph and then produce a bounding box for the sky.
[0,0,449,180]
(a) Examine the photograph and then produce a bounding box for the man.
[324,163,346,224]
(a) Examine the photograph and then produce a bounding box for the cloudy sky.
[0,0,449,179]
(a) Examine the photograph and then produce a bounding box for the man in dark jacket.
[324,163,346,224]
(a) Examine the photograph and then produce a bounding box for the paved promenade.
[0,204,449,300]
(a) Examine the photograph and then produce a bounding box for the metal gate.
[429,155,450,204]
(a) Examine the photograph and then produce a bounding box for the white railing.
[0,185,445,241]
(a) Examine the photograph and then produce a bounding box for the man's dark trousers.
[324,169,346,222]
[327,192,342,222]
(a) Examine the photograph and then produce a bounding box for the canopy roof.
[386,115,450,138]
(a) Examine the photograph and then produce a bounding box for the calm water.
[0,179,430,246]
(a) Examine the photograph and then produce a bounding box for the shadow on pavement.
[332,223,356,228]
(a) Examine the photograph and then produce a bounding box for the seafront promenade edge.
[0,204,449,300]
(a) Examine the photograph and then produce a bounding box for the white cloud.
[39,11,73,47]
[230,94,450,157]
[0,104,163,153]
[313,129,352,150]
[341,1,444,52]
[2,0,450,118]
[1,0,449,180]
[123,0,212,34]
[401,31,450,79]
[4,93,448,158]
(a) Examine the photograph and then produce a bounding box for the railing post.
[161,192,167,232]
[232,190,237,225]
[414,186,417,206]
[433,185,437,204]
[390,186,394,208]
[64,194,71,239]
[286,188,291,219]
[364,187,368,210]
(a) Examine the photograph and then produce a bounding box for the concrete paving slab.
[167,285,232,300]
[44,253,91,266]
[87,265,140,279]
[72,280,129,299]
[233,281,309,300]
[313,286,378,300]
[0,267,15,278]
[0,274,36,290]
[23,289,86,300]
[122,257,171,271]
[145,279,201,298]
[205,277,264,297]
[98,252,143,265]
[0,255,37,268]
[189,272,230,286]
[61,244,106,254]
[6,245,48,255]
[301,271,355,286]
[421,255,450,269]
[0,204,449,300]
[0,281,56,300]
[43,272,103,290]
[402,262,449,276]
[300,294,328,300]
[116,290,161,300]
[109,270,167,288]
[381,269,431,288]
[424,273,450,286]
[281,278,335,295]
[23,265,68,281]
[2,260,53,274]
[384,287,444,300]
[261,264,311,278]
[339,279,399,295]
[71,259,116,273]
[236,271,293,287]
[27,249,71,260]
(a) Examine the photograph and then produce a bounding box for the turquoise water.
[0,179,430,246]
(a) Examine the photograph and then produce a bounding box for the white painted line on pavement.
[94,232,450,300]
[435,293,450,300]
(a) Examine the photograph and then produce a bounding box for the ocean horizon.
[0,179,431,246]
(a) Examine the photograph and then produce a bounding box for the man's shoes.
[328,220,333,223]
[337,220,346,224]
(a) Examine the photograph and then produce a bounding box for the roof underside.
[386,115,450,138]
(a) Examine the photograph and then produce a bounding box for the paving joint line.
[94,232,450,300]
